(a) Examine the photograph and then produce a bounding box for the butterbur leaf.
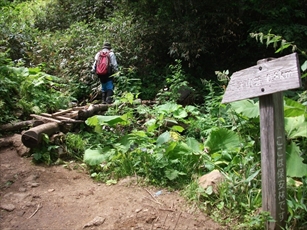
[83,149,106,166]
[184,105,200,116]
[173,109,188,118]
[284,97,306,117]
[144,118,159,132]
[98,115,125,126]
[204,128,241,154]
[118,135,131,153]
[286,142,307,178]
[86,115,124,127]
[157,102,181,114]
[85,115,100,126]
[230,99,259,118]
[185,137,202,153]
[156,131,171,145]
[285,115,307,139]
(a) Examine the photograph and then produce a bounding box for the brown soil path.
[0,136,225,230]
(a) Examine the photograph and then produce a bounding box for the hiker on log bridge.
[91,42,119,104]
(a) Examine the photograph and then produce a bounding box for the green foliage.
[204,128,241,154]
[156,59,193,103]
[31,134,59,165]
[0,55,70,124]
[183,150,265,228]
[83,101,206,186]
[113,67,142,99]
[286,178,307,229]
[65,133,87,160]
[230,100,259,118]
[1,1,307,228]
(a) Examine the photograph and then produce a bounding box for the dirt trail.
[0,137,225,230]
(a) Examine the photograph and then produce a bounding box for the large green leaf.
[286,141,307,178]
[185,137,202,153]
[157,102,181,114]
[171,125,185,132]
[204,128,241,154]
[118,135,131,153]
[285,115,307,139]
[284,97,307,117]
[144,118,159,132]
[173,108,188,119]
[86,115,125,127]
[230,99,259,118]
[156,131,171,145]
[165,169,186,180]
[83,149,108,166]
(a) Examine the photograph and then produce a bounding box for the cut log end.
[21,131,39,148]
[21,122,60,148]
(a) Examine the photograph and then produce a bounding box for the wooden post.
[222,53,302,230]
[259,92,286,229]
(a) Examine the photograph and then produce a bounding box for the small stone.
[1,203,16,212]
[135,208,142,213]
[31,182,40,187]
[19,187,27,192]
[48,189,55,192]
[83,216,105,228]
[17,210,26,217]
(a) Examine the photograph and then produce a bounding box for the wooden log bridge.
[21,104,110,148]
[222,53,302,230]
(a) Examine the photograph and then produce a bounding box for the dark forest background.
[1,0,306,102]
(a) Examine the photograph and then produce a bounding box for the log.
[69,110,80,119]
[51,108,73,116]
[30,114,62,123]
[21,122,60,148]
[40,113,83,123]
[0,120,44,133]
[77,101,157,120]
[78,104,109,120]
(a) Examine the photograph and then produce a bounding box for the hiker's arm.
[91,53,100,73]
[110,52,118,72]
[91,61,96,73]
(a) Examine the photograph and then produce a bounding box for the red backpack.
[96,50,111,75]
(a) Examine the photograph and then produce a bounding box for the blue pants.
[100,79,113,92]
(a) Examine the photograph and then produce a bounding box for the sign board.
[221,53,302,230]
[222,53,301,103]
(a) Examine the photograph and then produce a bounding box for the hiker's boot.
[106,90,114,104]
[101,92,106,104]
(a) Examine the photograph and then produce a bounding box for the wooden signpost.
[222,53,302,230]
